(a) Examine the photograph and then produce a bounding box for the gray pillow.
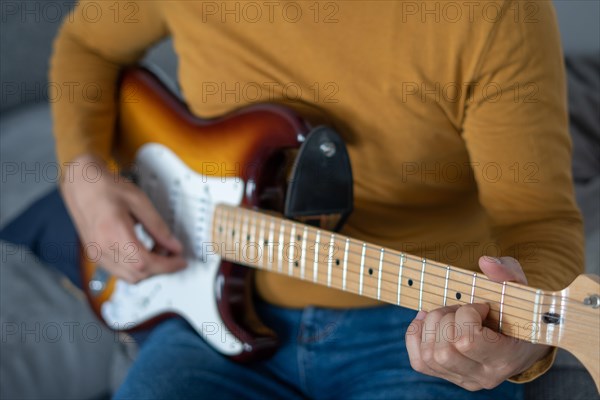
[0,241,131,399]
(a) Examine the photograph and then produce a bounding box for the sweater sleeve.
[462,0,584,292]
[462,1,584,382]
[50,0,168,165]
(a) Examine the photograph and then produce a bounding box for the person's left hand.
[405,256,552,391]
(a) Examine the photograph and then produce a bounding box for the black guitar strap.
[284,125,354,232]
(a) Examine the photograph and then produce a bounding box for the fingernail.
[415,311,427,320]
[483,256,502,264]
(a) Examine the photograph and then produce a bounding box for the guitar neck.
[212,204,562,347]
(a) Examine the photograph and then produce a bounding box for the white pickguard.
[100,143,246,355]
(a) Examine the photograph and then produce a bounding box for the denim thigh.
[257,301,523,400]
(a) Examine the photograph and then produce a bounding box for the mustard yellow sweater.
[50,0,583,380]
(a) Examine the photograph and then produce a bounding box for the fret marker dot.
[456,292,462,300]
[294,261,299,267]
[219,226,223,233]
[297,234,301,241]
[232,230,235,237]
[368,268,373,276]
[335,259,340,266]
[264,240,268,245]
[408,279,413,286]
[246,234,251,241]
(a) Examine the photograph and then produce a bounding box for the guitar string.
[219,244,600,336]
[155,197,594,322]
[218,205,544,298]
[237,244,600,333]
[216,208,594,311]
[131,196,596,339]
[214,211,599,330]
[212,232,600,340]
[220,207,597,317]
[157,191,586,306]
[140,184,598,340]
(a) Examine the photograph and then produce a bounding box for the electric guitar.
[82,66,600,391]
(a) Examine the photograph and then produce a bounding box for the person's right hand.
[61,154,187,283]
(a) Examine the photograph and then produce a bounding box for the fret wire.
[278,221,285,273]
[300,226,308,279]
[419,258,426,311]
[313,231,321,283]
[327,234,335,287]
[221,206,227,242]
[377,249,385,300]
[267,218,275,269]
[443,265,450,307]
[250,213,258,262]
[343,239,350,291]
[237,212,245,260]
[238,211,245,258]
[359,244,366,295]
[231,209,239,256]
[470,273,477,304]
[288,223,296,276]
[214,208,576,312]
[499,282,507,332]
[258,216,266,269]
[558,294,566,342]
[216,207,222,238]
[213,207,219,238]
[545,295,558,344]
[242,212,249,255]
[397,254,405,305]
[532,289,542,344]
[224,208,232,258]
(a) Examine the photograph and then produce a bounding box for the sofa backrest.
[0,2,177,113]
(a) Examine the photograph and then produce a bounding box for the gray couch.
[1,2,598,399]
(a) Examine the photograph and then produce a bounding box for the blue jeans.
[115,303,522,400]
[2,189,523,400]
